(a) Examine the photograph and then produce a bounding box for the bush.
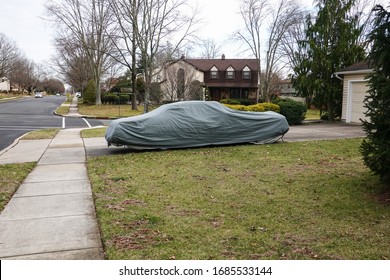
[102,93,117,104]
[224,104,249,111]
[246,104,265,112]
[261,102,280,113]
[220,99,241,105]
[83,80,96,105]
[273,98,307,125]
[223,103,280,113]
[219,98,255,105]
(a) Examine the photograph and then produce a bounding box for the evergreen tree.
[360,5,390,185]
[293,0,365,120]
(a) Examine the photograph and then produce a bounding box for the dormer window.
[210,66,219,79]
[226,66,235,79]
[242,66,251,79]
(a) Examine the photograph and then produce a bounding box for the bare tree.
[46,0,116,105]
[200,39,222,59]
[235,0,269,102]
[236,0,305,101]
[107,0,139,110]
[0,33,21,78]
[263,0,304,99]
[133,0,201,112]
[10,58,45,94]
[51,35,92,93]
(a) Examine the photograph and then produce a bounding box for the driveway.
[283,122,365,142]
[84,122,366,157]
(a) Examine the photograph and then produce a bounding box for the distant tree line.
[0,33,64,94]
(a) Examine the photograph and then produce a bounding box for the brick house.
[157,55,259,102]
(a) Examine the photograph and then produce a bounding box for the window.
[210,66,219,79]
[242,66,251,79]
[226,66,235,79]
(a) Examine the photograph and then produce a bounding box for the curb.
[0,132,31,157]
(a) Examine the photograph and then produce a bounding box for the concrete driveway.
[283,122,365,142]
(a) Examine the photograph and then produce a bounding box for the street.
[0,95,104,151]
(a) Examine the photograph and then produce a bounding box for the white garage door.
[350,82,368,123]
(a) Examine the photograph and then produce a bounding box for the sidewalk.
[0,98,104,260]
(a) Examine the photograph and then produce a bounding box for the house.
[0,77,11,92]
[277,79,305,104]
[157,55,259,102]
[335,61,374,123]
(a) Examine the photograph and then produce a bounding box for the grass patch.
[87,138,390,260]
[82,127,107,138]
[0,163,36,212]
[78,104,146,118]
[55,105,70,115]
[305,109,321,120]
[22,129,59,140]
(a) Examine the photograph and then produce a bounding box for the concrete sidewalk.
[0,129,104,259]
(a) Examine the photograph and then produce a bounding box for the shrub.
[223,103,280,113]
[238,99,255,106]
[246,104,265,112]
[224,104,249,111]
[118,94,130,104]
[220,99,241,105]
[261,102,280,113]
[83,80,96,105]
[273,98,307,125]
[102,93,117,105]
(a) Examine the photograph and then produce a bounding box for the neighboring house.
[277,79,305,104]
[335,61,374,123]
[0,77,11,92]
[157,55,259,102]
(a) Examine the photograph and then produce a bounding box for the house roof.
[336,61,374,76]
[183,57,258,72]
[340,61,370,72]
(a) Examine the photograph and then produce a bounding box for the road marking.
[82,118,92,128]
[62,117,65,128]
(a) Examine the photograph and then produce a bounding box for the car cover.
[105,101,289,149]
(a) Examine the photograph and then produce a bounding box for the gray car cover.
[105,101,289,149]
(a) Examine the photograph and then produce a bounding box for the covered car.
[105,101,289,150]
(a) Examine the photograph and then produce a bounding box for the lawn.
[78,104,147,118]
[87,138,390,260]
[0,163,36,212]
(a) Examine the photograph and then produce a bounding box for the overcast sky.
[0,0,316,64]
[0,0,384,65]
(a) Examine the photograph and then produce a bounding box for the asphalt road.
[0,95,104,151]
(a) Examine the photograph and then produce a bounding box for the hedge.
[273,98,307,125]
[224,103,280,113]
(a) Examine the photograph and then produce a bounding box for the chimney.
[221,54,225,60]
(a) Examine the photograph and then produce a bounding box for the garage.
[349,81,369,123]
[335,61,374,124]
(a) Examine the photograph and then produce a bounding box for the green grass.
[55,105,70,115]
[87,138,390,260]
[21,129,59,140]
[78,104,146,118]
[0,163,36,212]
[82,127,107,138]
[305,109,321,120]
